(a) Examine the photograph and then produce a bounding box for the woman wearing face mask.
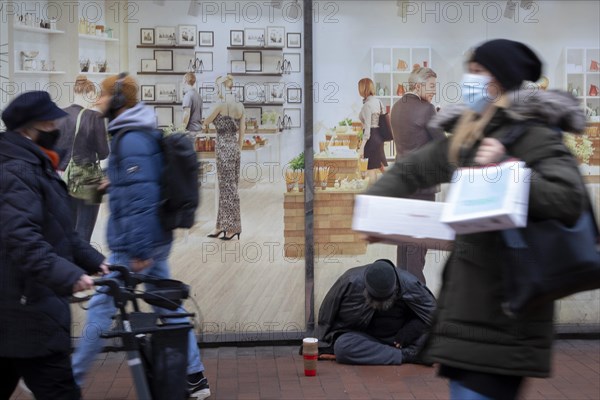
[366,39,588,399]
[0,91,108,399]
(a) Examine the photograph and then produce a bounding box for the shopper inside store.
[1,1,599,400]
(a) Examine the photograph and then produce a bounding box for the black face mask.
[35,128,61,150]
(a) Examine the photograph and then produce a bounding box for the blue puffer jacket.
[106,103,172,259]
[0,131,104,358]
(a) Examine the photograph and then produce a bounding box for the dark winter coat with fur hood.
[367,89,588,377]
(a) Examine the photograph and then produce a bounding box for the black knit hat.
[471,39,542,91]
[365,260,397,300]
[2,91,67,131]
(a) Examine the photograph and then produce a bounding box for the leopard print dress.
[214,114,241,234]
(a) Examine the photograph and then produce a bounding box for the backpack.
[114,129,200,230]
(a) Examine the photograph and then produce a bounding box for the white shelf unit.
[5,0,126,106]
[79,34,120,43]
[371,47,432,111]
[13,25,65,34]
[371,46,432,159]
[565,48,600,118]
[14,70,66,75]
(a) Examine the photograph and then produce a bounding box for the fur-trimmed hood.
[428,89,587,134]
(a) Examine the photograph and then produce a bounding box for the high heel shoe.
[220,232,240,241]
[207,230,225,238]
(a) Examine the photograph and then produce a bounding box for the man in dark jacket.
[317,259,436,365]
[0,91,107,399]
[71,73,210,399]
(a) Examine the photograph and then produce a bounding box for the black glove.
[394,318,427,347]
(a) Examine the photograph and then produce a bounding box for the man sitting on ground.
[317,259,436,365]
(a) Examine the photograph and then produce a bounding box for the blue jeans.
[450,380,493,400]
[72,243,204,386]
[70,197,100,242]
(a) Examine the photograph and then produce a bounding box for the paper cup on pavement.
[302,338,318,376]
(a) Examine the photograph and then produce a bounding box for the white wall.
[313,0,600,130]
[128,0,304,163]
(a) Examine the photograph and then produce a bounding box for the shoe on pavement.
[188,375,211,399]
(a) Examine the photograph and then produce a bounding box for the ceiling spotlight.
[520,0,535,10]
[288,0,300,19]
[504,0,517,19]
[188,0,200,17]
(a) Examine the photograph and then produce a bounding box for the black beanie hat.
[471,39,542,91]
[365,260,397,300]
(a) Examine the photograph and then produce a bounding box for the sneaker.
[188,376,211,399]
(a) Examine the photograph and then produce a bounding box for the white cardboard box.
[352,195,455,250]
[440,161,531,234]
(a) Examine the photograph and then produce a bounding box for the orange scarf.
[39,147,60,170]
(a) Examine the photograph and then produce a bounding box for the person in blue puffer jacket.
[71,73,211,400]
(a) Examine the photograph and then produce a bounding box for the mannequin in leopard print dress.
[203,75,246,240]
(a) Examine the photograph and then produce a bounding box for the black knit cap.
[2,91,67,131]
[365,260,397,300]
[471,39,542,91]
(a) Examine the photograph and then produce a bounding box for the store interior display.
[3,0,599,340]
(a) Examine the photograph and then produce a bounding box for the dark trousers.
[70,197,100,242]
[396,193,436,284]
[0,353,81,400]
[334,332,404,365]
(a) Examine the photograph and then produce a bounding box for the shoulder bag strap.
[69,108,86,162]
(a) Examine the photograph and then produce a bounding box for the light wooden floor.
[72,173,449,337]
[73,174,599,337]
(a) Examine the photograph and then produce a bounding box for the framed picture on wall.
[231,60,246,73]
[286,87,302,103]
[195,52,213,72]
[199,83,217,103]
[230,30,244,47]
[244,28,264,47]
[284,108,301,128]
[155,106,174,127]
[177,25,196,46]
[283,53,301,73]
[141,59,157,73]
[245,107,262,123]
[243,51,262,72]
[199,31,214,47]
[266,26,285,48]
[267,82,285,104]
[286,32,301,48]
[140,28,155,45]
[155,83,178,102]
[243,82,264,103]
[154,50,173,71]
[155,26,176,45]
[141,85,155,102]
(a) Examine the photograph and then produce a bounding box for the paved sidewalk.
[10,340,600,399]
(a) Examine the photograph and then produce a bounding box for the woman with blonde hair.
[204,74,245,240]
[55,75,109,242]
[358,77,387,183]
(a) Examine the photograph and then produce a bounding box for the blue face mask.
[461,73,493,113]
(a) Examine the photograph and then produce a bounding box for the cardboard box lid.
[352,195,455,248]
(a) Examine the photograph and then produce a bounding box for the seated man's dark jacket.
[317,260,436,353]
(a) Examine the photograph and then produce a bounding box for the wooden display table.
[314,155,360,187]
[283,189,367,258]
